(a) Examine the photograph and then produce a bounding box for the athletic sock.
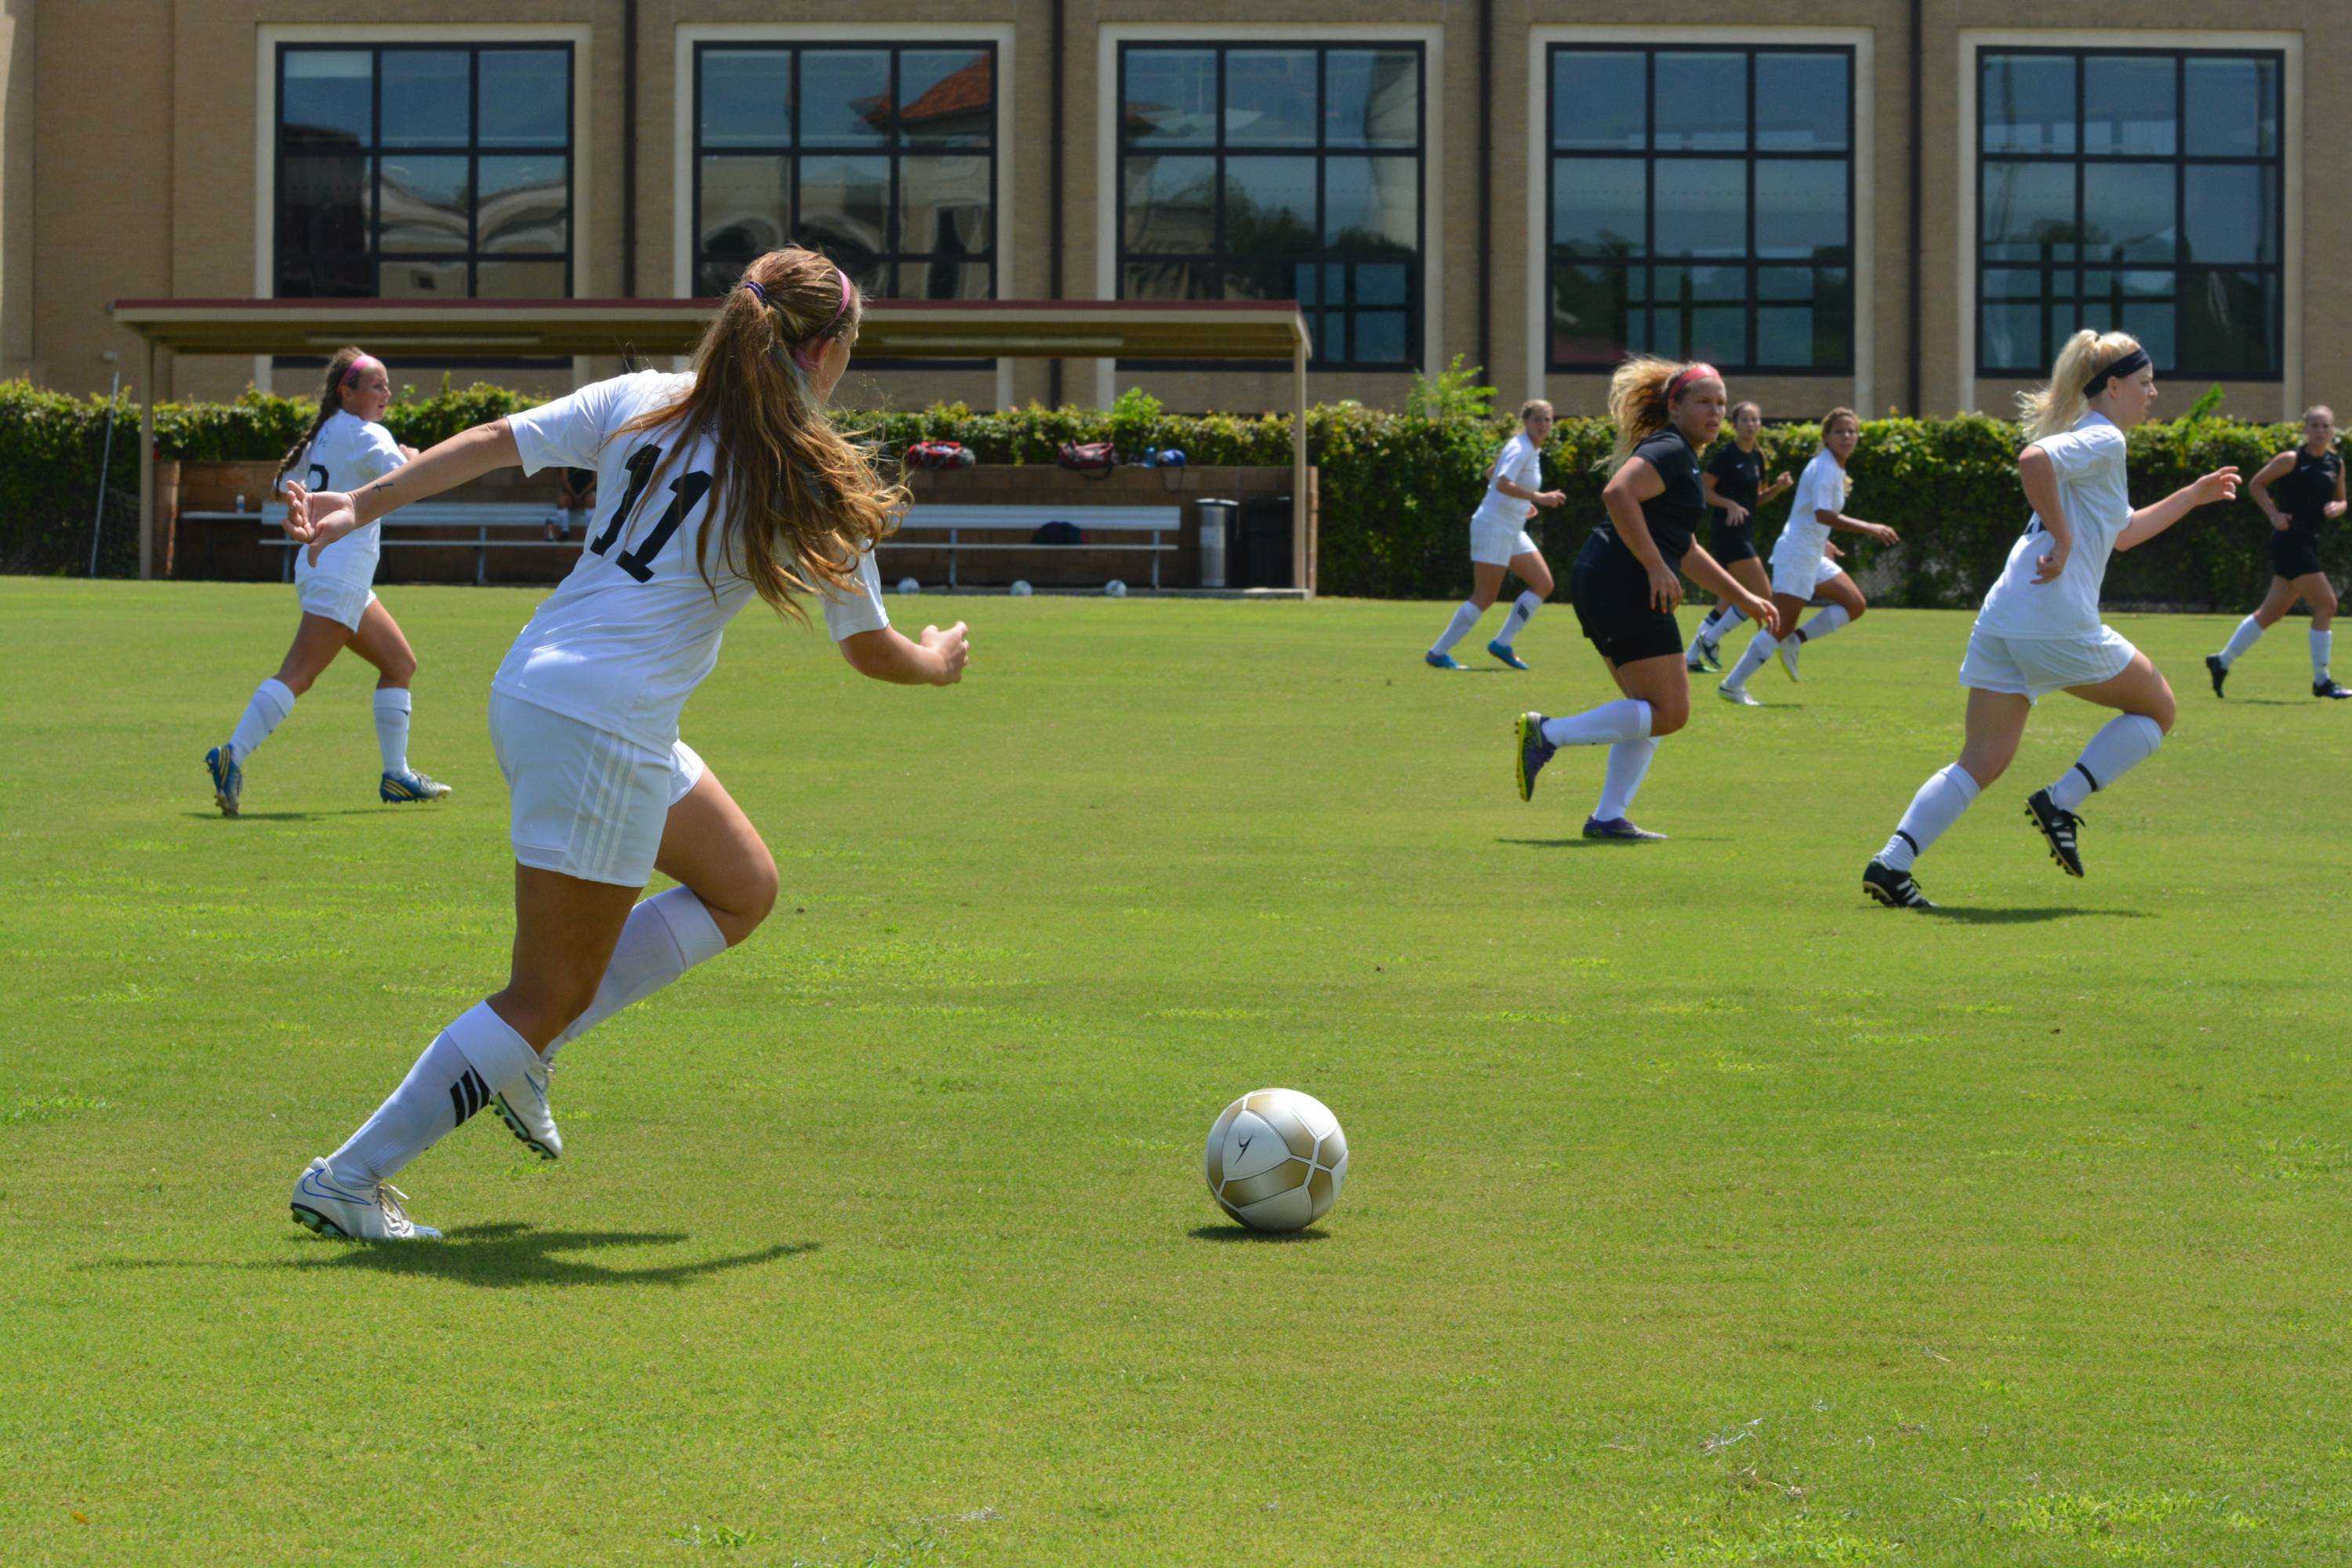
[2313,628,2333,682]
[1879,762,1981,872]
[1692,603,1746,652]
[228,677,296,760]
[2217,615,2264,667]
[326,1002,540,1187]
[1795,603,1852,644]
[1430,600,1483,656]
[1593,736,1660,822]
[1492,590,1543,649]
[1539,698,1652,749]
[2049,714,2164,813]
[1724,630,1777,690]
[372,688,412,776]
[544,888,729,1065]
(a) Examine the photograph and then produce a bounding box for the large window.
[1118,42,1425,369]
[691,43,997,300]
[1976,49,2284,379]
[1546,45,1854,374]
[275,43,573,299]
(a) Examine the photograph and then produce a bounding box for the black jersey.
[1597,427,1705,563]
[2273,447,2342,541]
[1707,441,1763,517]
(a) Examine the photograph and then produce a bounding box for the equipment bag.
[905,440,976,470]
[1058,441,1115,474]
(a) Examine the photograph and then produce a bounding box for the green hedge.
[0,376,2326,607]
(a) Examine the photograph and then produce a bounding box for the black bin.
[1236,495,1293,589]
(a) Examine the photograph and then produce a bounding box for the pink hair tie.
[787,266,854,372]
[1665,362,1721,401]
[341,353,385,387]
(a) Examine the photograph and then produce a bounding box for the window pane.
[1982,54,2075,154]
[2082,56,2175,156]
[2082,163,2174,263]
[695,259,739,298]
[1654,54,1745,152]
[1352,311,1408,363]
[1689,307,1747,366]
[794,154,889,258]
[1552,53,1644,151]
[282,51,372,151]
[380,258,467,298]
[1225,50,1317,147]
[2182,268,2276,377]
[1221,156,1318,258]
[1224,255,1307,303]
[2183,165,2274,265]
[1653,159,1745,257]
[479,50,568,148]
[1755,54,1847,151]
[801,51,888,148]
[1122,154,1215,252]
[278,252,372,298]
[2185,58,2276,158]
[1355,261,1408,307]
[1756,305,1813,367]
[477,156,567,252]
[476,258,567,297]
[1325,50,1417,148]
[1755,160,1845,261]
[1323,157,1416,255]
[898,155,991,256]
[379,155,469,252]
[1552,263,1637,364]
[1982,161,2076,260]
[1124,49,1214,147]
[380,51,470,148]
[1123,260,1218,299]
[701,49,790,149]
[1552,158,1644,256]
[899,49,992,148]
[902,259,991,299]
[279,154,372,256]
[700,157,787,278]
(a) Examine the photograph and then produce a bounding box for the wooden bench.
[878,504,1182,590]
[195,503,576,586]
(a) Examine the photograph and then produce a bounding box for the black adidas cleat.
[1862,858,1935,910]
[2024,787,2085,877]
[2315,678,2350,700]
[2206,654,2229,697]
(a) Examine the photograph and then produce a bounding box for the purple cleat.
[1514,713,1555,801]
[1582,816,1667,841]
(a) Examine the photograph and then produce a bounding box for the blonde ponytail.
[2020,330,2143,443]
[1602,356,1717,474]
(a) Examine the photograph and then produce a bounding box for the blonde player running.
[1862,331,2238,909]
[1427,400,1563,670]
[281,249,970,1239]
[203,347,449,814]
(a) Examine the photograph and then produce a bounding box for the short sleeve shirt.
[1707,443,1762,519]
[289,410,405,595]
[1773,449,1849,565]
[1974,412,2132,640]
[1615,428,1704,562]
[1474,432,1545,527]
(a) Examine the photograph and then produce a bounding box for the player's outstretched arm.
[2116,467,2241,552]
[285,419,524,561]
[840,622,969,686]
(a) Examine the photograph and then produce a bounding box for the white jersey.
[1473,432,1544,528]
[495,369,891,752]
[1772,448,1849,568]
[285,410,404,597]
[1975,412,2131,640]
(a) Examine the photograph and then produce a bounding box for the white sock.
[372,688,412,775]
[1593,736,1660,822]
[1724,630,1777,690]
[2314,628,2333,681]
[1430,601,1483,656]
[2049,713,2164,812]
[1705,603,1748,637]
[326,1002,541,1186]
[1492,590,1542,649]
[1796,603,1851,644]
[544,887,729,1065]
[2218,615,2264,667]
[1539,698,1652,749]
[228,677,296,760]
[1879,762,1980,871]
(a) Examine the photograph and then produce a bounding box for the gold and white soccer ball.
[1203,1088,1348,1231]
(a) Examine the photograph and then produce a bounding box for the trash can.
[1196,499,1236,589]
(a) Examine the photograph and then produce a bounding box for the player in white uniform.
[1718,408,1897,702]
[278,249,971,1239]
[203,348,450,815]
[1862,332,2239,909]
[1426,400,1563,670]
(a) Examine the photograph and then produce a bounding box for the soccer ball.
[1105,579,1128,598]
[1008,579,1034,597]
[895,576,921,595]
[1203,1088,1348,1232]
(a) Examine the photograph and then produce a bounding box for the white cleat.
[492,1055,562,1160]
[1718,683,1761,706]
[290,1156,441,1240]
[1777,638,1803,682]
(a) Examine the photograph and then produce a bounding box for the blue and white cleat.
[492,1055,562,1160]
[1582,816,1667,842]
[1486,640,1531,672]
[1425,651,1467,671]
[205,743,243,817]
[1777,637,1803,682]
[379,768,452,804]
[1514,712,1555,802]
[1717,682,1761,707]
[290,1157,440,1240]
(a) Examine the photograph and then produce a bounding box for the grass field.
[3,577,2349,1566]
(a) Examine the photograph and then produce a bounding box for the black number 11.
[589,442,713,583]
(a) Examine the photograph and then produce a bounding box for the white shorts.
[1471,516,1538,567]
[1769,544,1845,601]
[1958,625,2137,702]
[297,577,378,633]
[488,693,706,887]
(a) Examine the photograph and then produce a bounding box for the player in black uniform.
[2207,405,2350,699]
[1686,400,1791,670]
[1512,359,1780,839]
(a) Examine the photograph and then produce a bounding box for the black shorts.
[1570,533,1687,665]
[2270,533,2325,581]
[1709,522,1759,564]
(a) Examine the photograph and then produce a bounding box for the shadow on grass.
[1189,1224,1330,1244]
[179,810,383,822]
[64,1223,821,1287]
[1494,836,1726,849]
[1921,906,2154,925]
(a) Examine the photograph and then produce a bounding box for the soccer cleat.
[289,1157,441,1240]
[2024,787,2085,878]
[1862,858,1936,910]
[2205,654,2229,697]
[1582,816,1667,841]
[1717,683,1761,707]
[205,744,242,817]
[1425,651,1467,671]
[1514,712,1555,803]
[1690,635,1724,673]
[2315,678,2351,700]
[380,768,452,804]
[492,1055,562,1160]
[1777,637,1803,682]
[1486,639,1531,672]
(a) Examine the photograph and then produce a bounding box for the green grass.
[2,578,2348,1566]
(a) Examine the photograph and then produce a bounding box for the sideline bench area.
[185,504,575,586]
[884,505,1180,590]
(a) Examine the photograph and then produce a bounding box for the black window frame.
[688,40,1000,303]
[1115,40,1428,373]
[272,41,576,303]
[1973,45,2287,381]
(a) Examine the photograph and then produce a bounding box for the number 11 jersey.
[497,369,891,751]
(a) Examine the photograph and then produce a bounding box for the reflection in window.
[1976,49,2284,378]
[1118,42,1424,368]
[691,43,996,299]
[1546,45,1853,372]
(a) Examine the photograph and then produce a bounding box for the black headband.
[2084,347,2151,397]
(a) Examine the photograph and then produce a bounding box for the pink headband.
[746,266,852,372]
[1665,363,1721,401]
[341,354,384,387]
